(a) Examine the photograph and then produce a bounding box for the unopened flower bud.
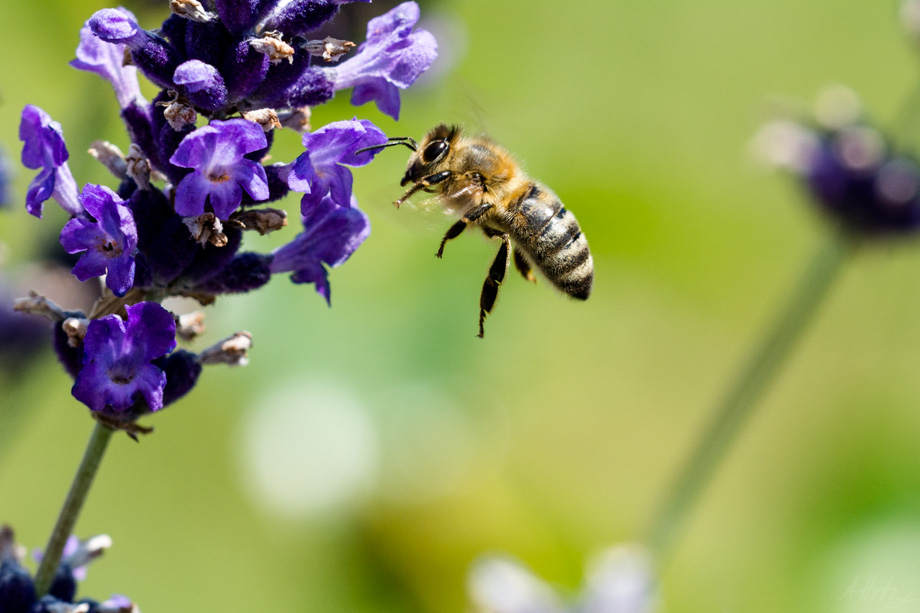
[301,37,356,62]
[277,107,311,133]
[13,292,70,322]
[198,331,252,366]
[62,316,89,347]
[183,213,228,247]
[176,311,206,341]
[249,32,294,64]
[88,141,128,180]
[170,0,215,22]
[241,108,282,132]
[230,208,288,235]
[125,144,151,190]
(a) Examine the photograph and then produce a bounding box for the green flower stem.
[33,421,114,597]
[646,227,856,562]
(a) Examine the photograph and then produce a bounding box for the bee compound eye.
[422,140,448,163]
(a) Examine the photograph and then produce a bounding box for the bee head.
[400,124,461,186]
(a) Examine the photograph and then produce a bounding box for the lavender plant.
[4,0,435,606]
[646,85,920,560]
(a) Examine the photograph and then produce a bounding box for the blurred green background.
[3,1,920,611]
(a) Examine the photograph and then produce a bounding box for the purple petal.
[207,179,244,220]
[71,17,143,109]
[332,2,437,119]
[124,302,177,360]
[59,185,136,294]
[60,217,101,254]
[350,80,402,120]
[270,195,371,304]
[20,105,68,169]
[171,120,269,219]
[324,163,354,209]
[106,255,137,296]
[174,172,211,217]
[287,154,316,193]
[235,159,270,201]
[134,363,167,411]
[70,248,110,281]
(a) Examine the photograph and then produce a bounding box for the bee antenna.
[355,137,419,155]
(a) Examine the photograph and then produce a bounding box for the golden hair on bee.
[359,123,593,338]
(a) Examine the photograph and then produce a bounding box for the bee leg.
[437,203,494,258]
[395,171,452,207]
[513,248,536,283]
[478,233,511,338]
[437,220,467,258]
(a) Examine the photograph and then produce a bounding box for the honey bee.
[360,124,593,337]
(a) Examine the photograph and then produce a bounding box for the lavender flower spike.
[59,184,138,296]
[19,105,81,218]
[72,302,176,413]
[332,1,437,120]
[170,118,270,220]
[71,16,143,109]
[287,118,388,212]
[270,194,371,304]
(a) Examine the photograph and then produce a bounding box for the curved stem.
[645,228,856,562]
[33,421,114,596]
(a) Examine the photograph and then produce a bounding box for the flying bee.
[358,124,593,337]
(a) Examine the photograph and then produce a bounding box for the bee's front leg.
[395,171,452,207]
[436,202,494,258]
[478,233,511,338]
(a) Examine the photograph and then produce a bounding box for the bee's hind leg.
[513,249,536,283]
[478,233,511,338]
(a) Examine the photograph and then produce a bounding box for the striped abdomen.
[509,182,593,299]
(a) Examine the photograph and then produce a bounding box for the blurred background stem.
[33,421,113,596]
[646,226,857,562]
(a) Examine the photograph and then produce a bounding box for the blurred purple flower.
[59,185,137,297]
[270,194,370,304]
[170,119,270,220]
[72,302,176,413]
[287,118,388,211]
[0,147,12,208]
[332,1,437,119]
[19,105,81,218]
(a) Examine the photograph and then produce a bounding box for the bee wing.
[365,189,457,235]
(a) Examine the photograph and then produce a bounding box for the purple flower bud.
[71,17,143,109]
[0,559,36,613]
[214,0,272,35]
[287,118,387,211]
[173,60,228,111]
[157,349,203,408]
[89,9,183,90]
[191,252,273,295]
[270,194,370,304]
[264,0,369,38]
[19,105,81,218]
[332,1,437,120]
[59,185,138,297]
[71,302,176,413]
[170,119,270,220]
[223,39,270,102]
